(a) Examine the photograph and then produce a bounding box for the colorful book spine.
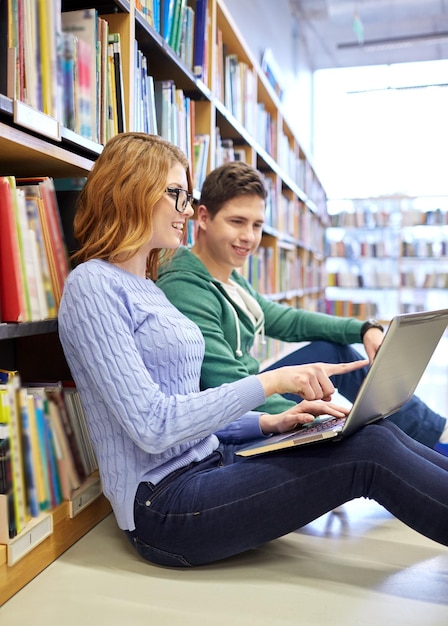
[192,0,207,79]
[28,391,52,512]
[0,372,29,535]
[41,394,62,508]
[108,33,126,134]
[162,0,176,42]
[0,414,15,538]
[5,176,33,320]
[0,177,27,322]
[17,388,39,518]
[26,393,49,512]
[61,8,99,142]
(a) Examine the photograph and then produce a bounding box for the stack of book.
[0,371,97,541]
[7,5,125,144]
[0,176,70,323]
[129,1,209,80]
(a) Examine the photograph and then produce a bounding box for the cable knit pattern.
[58,260,265,530]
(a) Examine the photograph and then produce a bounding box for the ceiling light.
[338,31,448,52]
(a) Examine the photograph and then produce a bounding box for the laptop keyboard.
[297,415,346,436]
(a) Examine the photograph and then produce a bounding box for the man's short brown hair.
[199,161,268,217]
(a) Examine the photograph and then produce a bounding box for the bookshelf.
[0,0,328,603]
[325,196,448,321]
[212,0,327,363]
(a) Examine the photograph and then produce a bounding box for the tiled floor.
[1,337,448,625]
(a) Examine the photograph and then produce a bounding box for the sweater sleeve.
[58,266,266,455]
[214,412,268,443]
[237,278,365,345]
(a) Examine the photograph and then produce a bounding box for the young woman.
[58,132,448,568]
[157,160,448,453]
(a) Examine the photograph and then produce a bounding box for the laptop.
[237,308,448,457]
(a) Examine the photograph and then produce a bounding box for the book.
[193,134,210,190]
[0,414,15,538]
[17,388,39,517]
[147,74,157,135]
[179,5,194,70]
[60,31,76,132]
[74,36,94,139]
[17,177,70,310]
[136,0,156,28]
[5,177,36,321]
[214,27,224,101]
[40,177,70,305]
[97,17,109,145]
[0,0,7,94]
[15,184,43,320]
[224,53,238,117]
[32,386,65,510]
[26,392,50,512]
[0,177,27,322]
[162,0,176,42]
[47,402,71,501]
[43,384,87,485]
[153,0,161,33]
[107,34,118,138]
[108,33,126,134]
[27,390,52,512]
[21,183,56,317]
[42,393,63,509]
[38,0,58,118]
[25,385,65,509]
[46,395,81,498]
[0,372,29,534]
[134,45,158,135]
[169,0,186,54]
[62,9,98,142]
[154,79,175,142]
[63,386,97,477]
[22,0,39,110]
[192,0,207,79]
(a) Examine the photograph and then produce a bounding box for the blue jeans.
[126,421,448,567]
[263,340,446,447]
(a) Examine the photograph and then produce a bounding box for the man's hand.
[362,327,384,363]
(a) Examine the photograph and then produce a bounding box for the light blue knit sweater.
[58,260,265,530]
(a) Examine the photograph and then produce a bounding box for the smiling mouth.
[233,245,250,255]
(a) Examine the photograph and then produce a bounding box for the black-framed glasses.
[165,187,193,213]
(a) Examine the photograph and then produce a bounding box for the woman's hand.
[260,400,351,435]
[257,359,369,401]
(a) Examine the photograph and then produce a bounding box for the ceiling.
[289,0,448,70]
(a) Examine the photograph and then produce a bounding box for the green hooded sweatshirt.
[157,246,364,414]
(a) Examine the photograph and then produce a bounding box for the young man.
[157,161,448,453]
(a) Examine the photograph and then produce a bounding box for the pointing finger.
[325,360,369,377]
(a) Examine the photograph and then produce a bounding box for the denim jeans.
[125,421,448,567]
[263,340,446,447]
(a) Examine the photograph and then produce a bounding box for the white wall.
[313,61,448,198]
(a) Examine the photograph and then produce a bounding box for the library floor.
[1,340,448,625]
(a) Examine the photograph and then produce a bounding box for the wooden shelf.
[0,121,95,178]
